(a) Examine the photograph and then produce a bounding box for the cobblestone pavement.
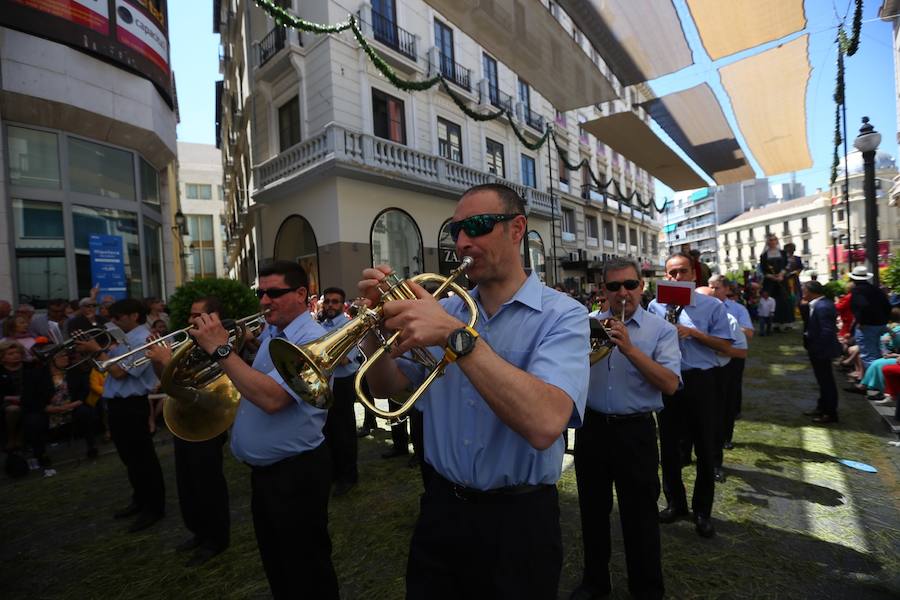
[1,330,898,599]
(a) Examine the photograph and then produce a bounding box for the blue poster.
[89,235,128,301]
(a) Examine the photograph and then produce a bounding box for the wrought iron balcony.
[480,85,513,112]
[362,8,417,61]
[581,183,605,203]
[258,25,287,67]
[523,106,544,131]
[431,50,471,91]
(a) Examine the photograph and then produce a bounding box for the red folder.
[656,280,695,306]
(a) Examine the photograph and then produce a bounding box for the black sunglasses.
[255,287,299,299]
[604,280,640,292]
[449,213,522,242]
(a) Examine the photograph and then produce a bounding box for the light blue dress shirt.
[724,299,753,331]
[586,307,681,414]
[716,313,749,367]
[396,272,589,490]
[648,292,734,371]
[231,311,329,467]
[320,313,360,379]
[102,324,159,398]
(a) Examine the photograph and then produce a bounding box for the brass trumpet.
[269,257,477,420]
[589,298,626,365]
[33,326,125,370]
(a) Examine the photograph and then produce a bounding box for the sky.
[170,1,898,202]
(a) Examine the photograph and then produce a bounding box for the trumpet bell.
[269,337,335,409]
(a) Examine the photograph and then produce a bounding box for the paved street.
[1,330,899,599]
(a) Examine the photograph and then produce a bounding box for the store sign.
[1,0,173,106]
[829,242,892,268]
[438,221,460,276]
[89,234,127,300]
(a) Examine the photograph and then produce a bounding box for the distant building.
[177,143,227,280]
[879,1,900,204]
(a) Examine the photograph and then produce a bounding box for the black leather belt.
[432,473,552,503]
[591,410,654,424]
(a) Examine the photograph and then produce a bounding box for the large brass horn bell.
[269,257,477,420]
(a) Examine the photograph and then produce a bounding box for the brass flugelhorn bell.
[269,257,478,420]
[589,298,626,365]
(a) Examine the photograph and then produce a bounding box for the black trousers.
[713,365,730,468]
[658,368,716,518]
[810,356,838,417]
[107,395,165,515]
[574,410,664,600]
[406,475,562,600]
[23,404,95,459]
[173,433,230,550]
[250,443,338,600]
[324,374,358,484]
[725,357,745,441]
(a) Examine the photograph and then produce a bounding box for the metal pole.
[862,148,879,285]
[841,50,852,269]
[547,133,559,284]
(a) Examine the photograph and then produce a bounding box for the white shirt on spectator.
[758,297,776,317]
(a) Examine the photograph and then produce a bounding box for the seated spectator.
[3,316,38,361]
[145,298,169,329]
[150,319,168,337]
[65,297,108,338]
[849,309,900,398]
[0,340,29,451]
[21,348,96,465]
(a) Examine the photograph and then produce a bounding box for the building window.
[586,216,599,245]
[140,158,160,205]
[7,126,60,189]
[486,138,505,178]
[528,231,546,280]
[274,215,320,295]
[373,89,406,144]
[187,214,217,279]
[837,209,844,221]
[483,53,499,103]
[186,183,213,200]
[73,205,141,299]
[617,224,626,248]
[602,220,613,246]
[629,227,638,251]
[736,230,741,242]
[558,151,569,186]
[68,137,135,200]
[803,238,810,254]
[434,19,455,76]
[764,224,770,235]
[278,95,301,152]
[371,209,423,279]
[521,154,536,188]
[517,78,531,112]
[437,117,463,163]
[12,199,67,308]
[782,220,789,235]
[143,220,163,299]
[801,217,808,232]
[561,207,576,239]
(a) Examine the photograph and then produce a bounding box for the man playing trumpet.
[359,183,589,599]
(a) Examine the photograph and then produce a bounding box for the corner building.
[217,0,664,294]
[0,1,180,306]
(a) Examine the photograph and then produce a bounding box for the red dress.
[835,293,854,339]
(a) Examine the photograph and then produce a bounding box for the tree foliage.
[882,252,900,293]
[167,278,259,330]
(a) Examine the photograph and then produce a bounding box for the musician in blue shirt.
[359,183,589,600]
[79,298,165,533]
[648,253,734,538]
[572,257,680,600]
[191,261,338,600]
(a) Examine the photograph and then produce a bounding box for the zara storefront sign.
[89,234,128,301]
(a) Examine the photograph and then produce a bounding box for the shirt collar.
[272,311,313,339]
[471,271,543,312]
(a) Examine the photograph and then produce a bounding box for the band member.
[648,254,733,538]
[78,299,165,532]
[572,257,680,600]
[145,296,230,566]
[695,286,747,483]
[319,286,360,496]
[190,261,338,599]
[359,183,589,599]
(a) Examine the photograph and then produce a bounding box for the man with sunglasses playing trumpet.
[571,257,680,600]
[359,183,589,600]
[190,261,338,600]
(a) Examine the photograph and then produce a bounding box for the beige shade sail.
[421,0,617,110]
[557,0,694,86]
[719,35,812,176]
[641,84,755,185]
[686,0,806,61]
[581,111,708,191]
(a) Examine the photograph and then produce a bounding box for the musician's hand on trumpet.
[72,329,104,355]
[604,318,635,356]
[382,280,466,359]
[144,333,172,377]
[189,313,231,356]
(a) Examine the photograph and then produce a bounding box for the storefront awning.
[581,111,708,191]
[685,0,806,61]
[557,0,694,86]
[422,0,617,110]
[641,84,755,185]
[718,35,812,176]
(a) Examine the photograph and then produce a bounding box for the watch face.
[451,332,468,353]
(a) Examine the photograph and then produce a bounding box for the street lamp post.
[830,228,839,280]
[853,117,882,286]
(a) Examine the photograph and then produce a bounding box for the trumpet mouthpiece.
[460,256,474,268]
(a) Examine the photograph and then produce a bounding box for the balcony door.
[372,0,397,47]
[434,20,454,77]
[483,54,498,104]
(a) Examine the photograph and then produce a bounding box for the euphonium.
[589,298,626,365]
[269,257,477,420]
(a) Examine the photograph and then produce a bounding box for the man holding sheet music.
[648,253,734,538]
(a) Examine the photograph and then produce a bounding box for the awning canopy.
[685,0,806,61]
[581,111,708,191]
[642,84,754,185]
[421,0,617,110]
[719,35,812,176]
[557,0,694,86]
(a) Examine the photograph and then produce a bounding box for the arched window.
[370,208,423,278]
[273,215,320,295]
[528,230,546,282]
[437,218,460,276]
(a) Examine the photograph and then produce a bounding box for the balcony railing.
[361,9,417,60]
[523,106,544,131]
[258,25,287,67]
[581,183,605,203]
[431,50,471,91]
[480,85,514,112]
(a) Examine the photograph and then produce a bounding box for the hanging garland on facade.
[830,0,864,187]
[253,0,666,211]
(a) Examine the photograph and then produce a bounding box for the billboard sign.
[0,0,173,106]
[89,234,128,301]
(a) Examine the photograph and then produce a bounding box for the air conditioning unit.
[579,249,588,261]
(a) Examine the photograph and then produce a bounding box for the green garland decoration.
[846,0,863,56]
[829,3,863,187]
[438,78,505,122]
[256,0,351,34]
[831,104,842,186]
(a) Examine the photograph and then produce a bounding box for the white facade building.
[178,142,227,280]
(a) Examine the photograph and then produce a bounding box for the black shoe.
[802,409,823,417]
[357,427,373,438]
[186,544,225,567]
[113,502,141,519]
[723,441,734,450]
[714,467,727,483]
[568,582,611,600]
[381,447,409,459]
[694,514,715,538]
[332,480,356,497]
[812,414,839,424]
[175,536,203,553]
[843,386,866,395]
[867,392,885,401]
[659,505,689,524]
[407,454,420,469]
[128,512,163,533]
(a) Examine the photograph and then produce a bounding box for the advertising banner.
[89,234,128,301]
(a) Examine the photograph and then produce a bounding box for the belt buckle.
[451,483,468,501]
